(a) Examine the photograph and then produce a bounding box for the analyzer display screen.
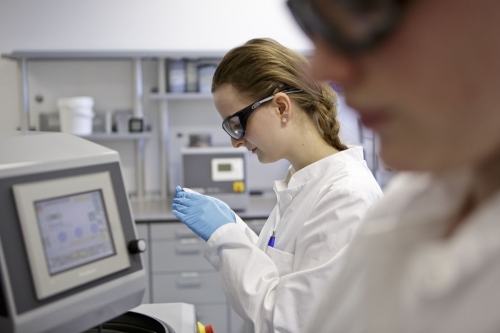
[34,190,116,275]
[218,164,232,172]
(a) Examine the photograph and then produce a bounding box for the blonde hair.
[212,38,347,151]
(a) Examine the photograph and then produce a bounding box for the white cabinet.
[149,222,227,333]
[141,220,265,333]
[152,272,226,303]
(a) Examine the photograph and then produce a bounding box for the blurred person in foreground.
[286,0,500,332]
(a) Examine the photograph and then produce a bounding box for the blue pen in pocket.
[267,230,276,248]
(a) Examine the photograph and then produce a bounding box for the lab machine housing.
[181,146,249,211]
[0,132,146,333]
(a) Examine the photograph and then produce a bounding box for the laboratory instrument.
[0,131,197,333]
[181,146,249,211]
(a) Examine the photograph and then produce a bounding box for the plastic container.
[185,59,199,92]
[168,59,186,93]
[198,64,217,93]
[57,97,95,135]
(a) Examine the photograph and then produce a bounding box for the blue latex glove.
[172,186,236,241]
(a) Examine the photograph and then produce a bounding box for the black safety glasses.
[287,0,407,55]
[222,88,302,140]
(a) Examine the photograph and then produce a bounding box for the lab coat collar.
[273,146,365,218]
[280,145,365,191]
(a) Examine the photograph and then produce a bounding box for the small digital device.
[218,164,231,172]
[182,147,249,211]
[211,157,244,182]
[129,117,144,132]
[13,171,130,300]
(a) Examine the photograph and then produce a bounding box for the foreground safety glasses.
[222,88,302,140]
[287,0,407,55]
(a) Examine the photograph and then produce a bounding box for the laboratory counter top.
[130,193,276,222]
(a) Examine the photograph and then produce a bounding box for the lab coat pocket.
[266,247,294,276]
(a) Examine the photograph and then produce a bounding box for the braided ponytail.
[314,86,348,151]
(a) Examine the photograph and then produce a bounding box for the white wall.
[0,0,310,51]
[0,0,316,195]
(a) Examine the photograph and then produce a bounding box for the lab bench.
[132,194,276,333]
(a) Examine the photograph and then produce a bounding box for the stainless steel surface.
[130,194,276,222]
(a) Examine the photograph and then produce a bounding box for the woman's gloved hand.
[172,186,236,241]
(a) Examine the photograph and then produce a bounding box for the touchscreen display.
[35,190,116,275]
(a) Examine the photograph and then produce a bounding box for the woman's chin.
[257,155,281,165]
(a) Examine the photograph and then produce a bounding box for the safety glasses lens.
[223,116,244,139]
[288,0,400,54]
[318,0,395,41]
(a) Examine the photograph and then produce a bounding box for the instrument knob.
[128,239,147,254]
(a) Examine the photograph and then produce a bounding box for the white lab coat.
[306,168,500,333]
[204,146,383,333]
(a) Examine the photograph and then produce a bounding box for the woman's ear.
[274,93,292,123]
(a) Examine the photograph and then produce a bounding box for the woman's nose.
[231,137,245,148]
[310,37,357,86]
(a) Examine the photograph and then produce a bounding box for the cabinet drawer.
[152,271,225,303]
[196,303,228,333]
[151,223,198,240]
[151,238,212,272]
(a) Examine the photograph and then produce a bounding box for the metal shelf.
[0,49,230,200]
[149,93,213,101]
[1,50,228,60]
[79,132,152,141]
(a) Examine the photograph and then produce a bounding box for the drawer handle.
[177,273,201,288]
[176,243,202,255]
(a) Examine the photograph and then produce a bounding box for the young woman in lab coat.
[172,38,383,333]
[284,0,500,332]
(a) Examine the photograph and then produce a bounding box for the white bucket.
[57,97,95,135]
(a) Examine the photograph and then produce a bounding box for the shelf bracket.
[133,58,145,199]
[18,58,30,133]
[158,58,169,198]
